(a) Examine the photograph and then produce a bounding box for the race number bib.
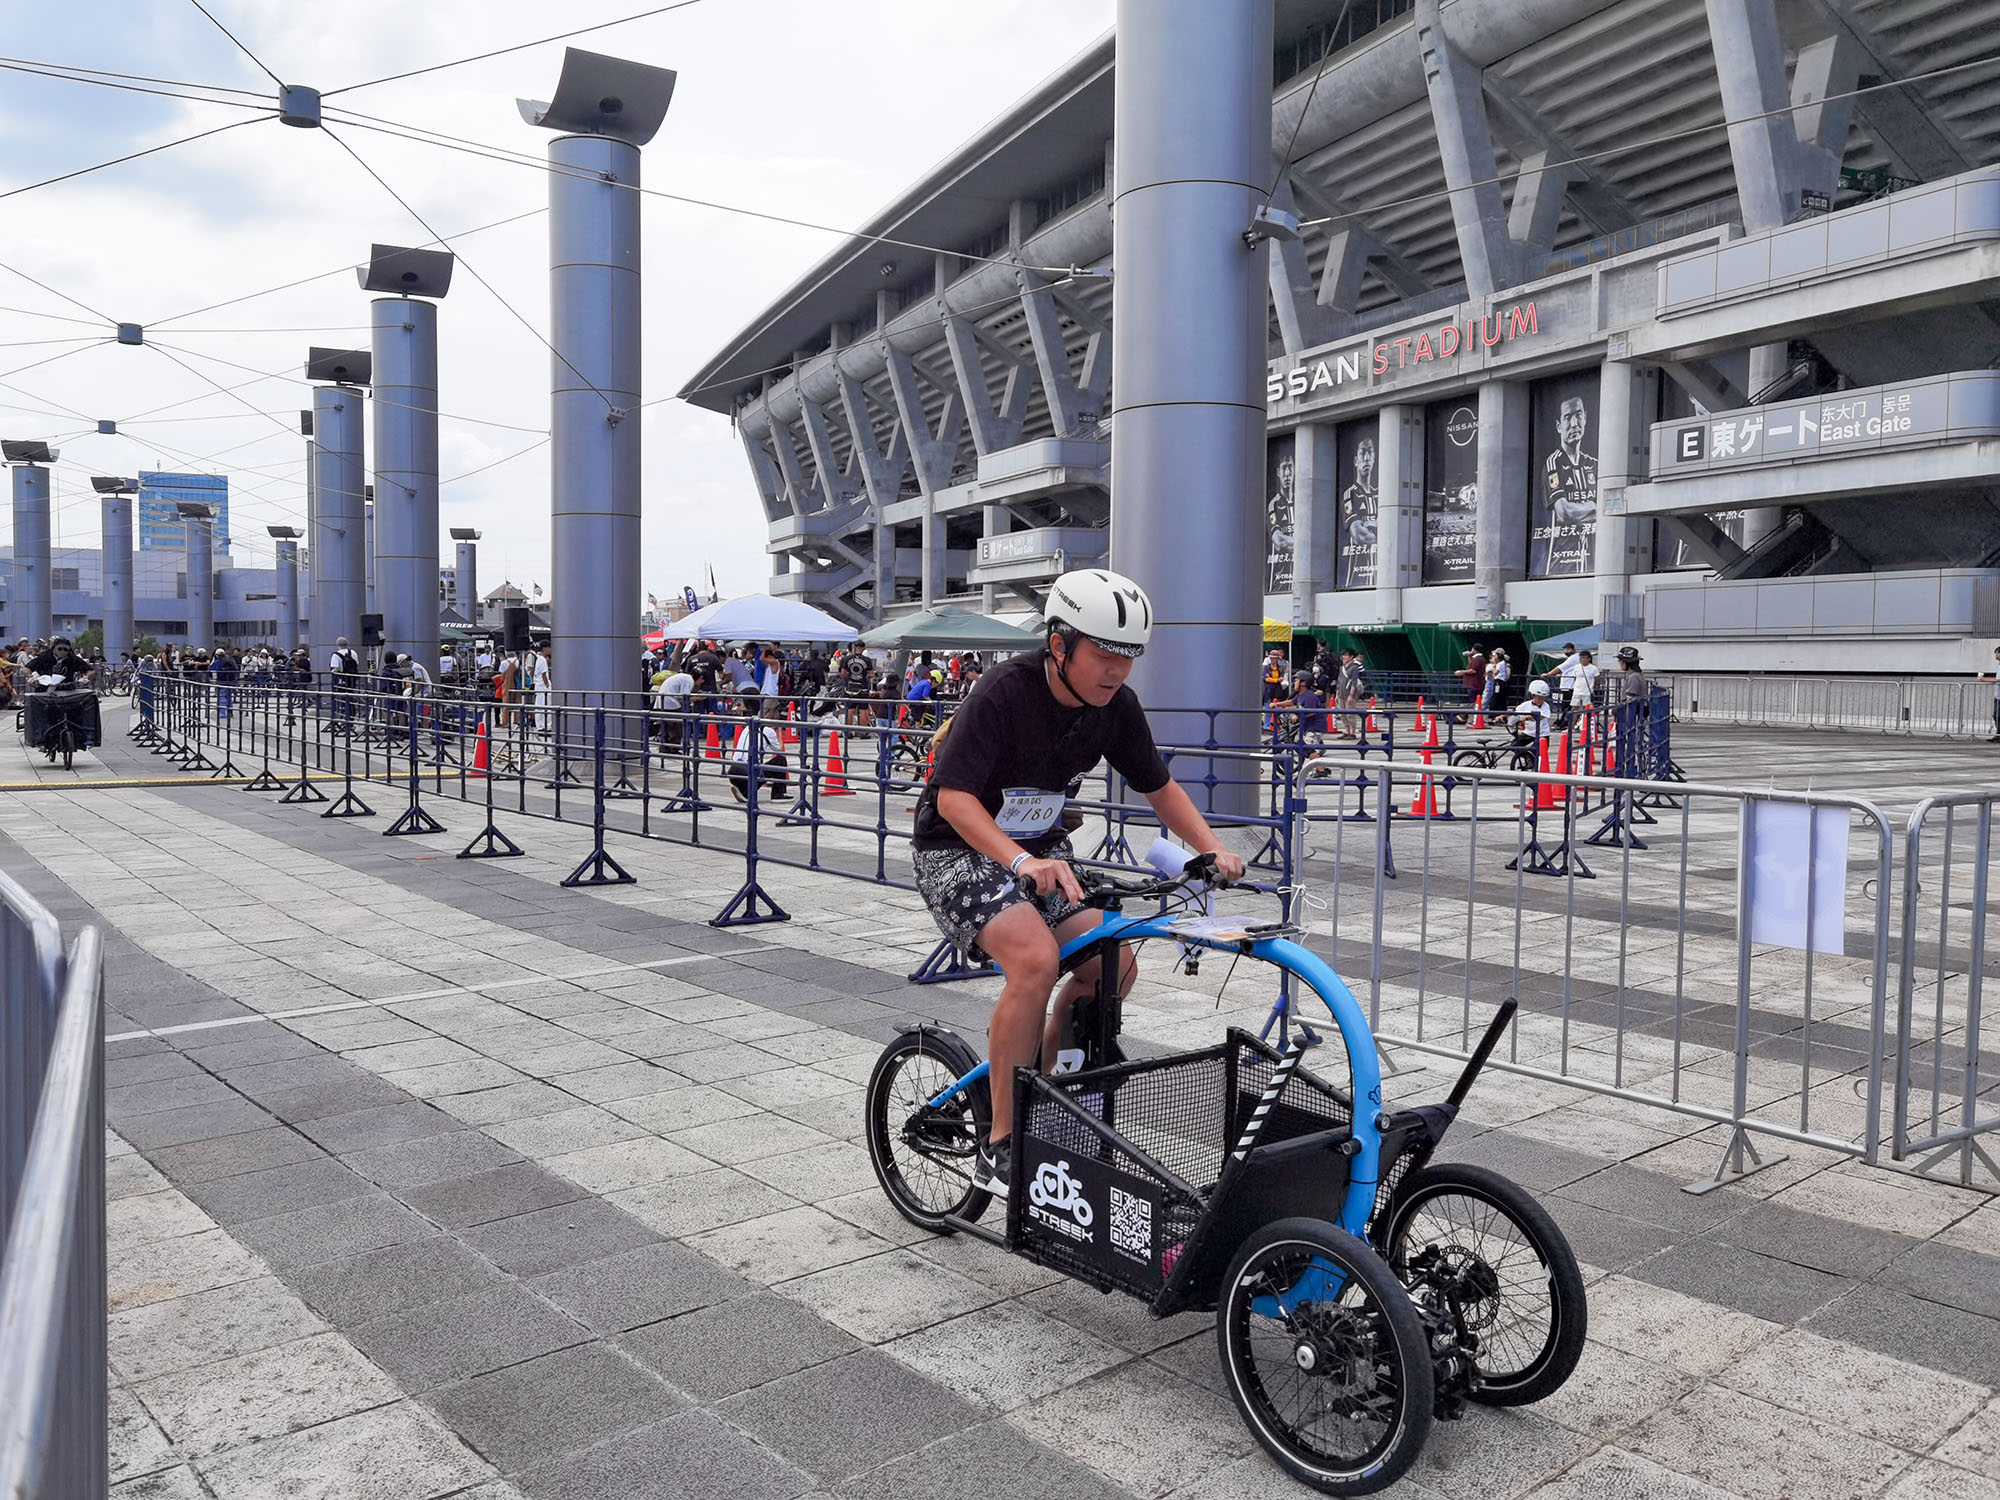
[995,787,1066,837]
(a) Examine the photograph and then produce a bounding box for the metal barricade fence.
[1292,756,1895,1190]
[1665,672,1996,738]
[0,881,106,1500]
[1892,791,2000,1184]
[129,673,1995,1195]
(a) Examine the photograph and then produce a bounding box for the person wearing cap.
[1539,641,1586,717]
[1482,648,1510,715]
[1333,647,1367,737]
[27,636,91,688]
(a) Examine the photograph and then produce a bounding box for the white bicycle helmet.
[1043,569,1154,658]
[1528,680,1552,698]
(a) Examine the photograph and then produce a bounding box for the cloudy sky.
[0,0,1113,597]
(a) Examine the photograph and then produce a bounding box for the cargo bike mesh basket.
[1008,1029,1355,1306]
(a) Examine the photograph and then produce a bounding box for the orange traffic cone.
[703,721,722,760]
[1472,707,1486,729]
[1415,695,1427,735]
[1366,696,1379,734]
[824,728,851,796]
[469,716,490,779]
[1534,734,1559,810]
[1408,741,1440,818]
[1424,714,1441,751]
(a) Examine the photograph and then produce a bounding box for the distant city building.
[138,472,230,556]
[0,544,281,646]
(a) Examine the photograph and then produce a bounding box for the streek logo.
[1027,1159,1095,1241]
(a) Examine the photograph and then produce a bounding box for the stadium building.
[683,0,2000,678]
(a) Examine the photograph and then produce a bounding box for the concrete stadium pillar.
[1473,380,1528,620]
[310,384,367,664]
[364,497,377,617]
[1289,423,1335,628]
[275,539,299,653]
[1110,0,1272,785]
[1375,405,1422,624]
[11,464,51,642]
[372,296,441,672]
[1593,360,1657,637]
[102,494,133,661]
[184,512,214,650]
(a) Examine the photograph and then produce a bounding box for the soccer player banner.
[1529,372,1599,577]
[1335,420,1378,589]
[1422,399,1477,583]
[1265,433,1296,593]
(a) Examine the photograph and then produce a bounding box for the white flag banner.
[1742,801,1848,955]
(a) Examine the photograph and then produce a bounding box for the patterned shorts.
[912,837,1084,962]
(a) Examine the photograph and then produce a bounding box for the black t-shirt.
[840,653,871,689]
[912,653,1171,853]
[26,650,90,685]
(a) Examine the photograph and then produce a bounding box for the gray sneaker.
[973,1136,1010,1200]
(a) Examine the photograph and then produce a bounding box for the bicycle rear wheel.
[864,1027,992,1232]
[1382,1163,1585,1406]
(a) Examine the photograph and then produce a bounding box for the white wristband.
[1009,852,1032,876]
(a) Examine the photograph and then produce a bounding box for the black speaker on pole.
[502,606,531,651]
[360,613,384,649]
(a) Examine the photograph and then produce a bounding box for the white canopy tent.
[654,594,858,645]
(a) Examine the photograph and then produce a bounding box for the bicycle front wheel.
[1217,1218,1432,1495]
[863,1027,991,1232]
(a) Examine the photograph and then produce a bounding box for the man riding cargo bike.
[871,568,1585,1495]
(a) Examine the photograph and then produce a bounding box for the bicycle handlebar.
[1073,851,1230,906]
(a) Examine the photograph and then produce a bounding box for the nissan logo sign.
[1445,407,1478,446]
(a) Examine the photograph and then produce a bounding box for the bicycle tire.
[60,724,75,771]
[864,1027,992,1233]
[1217,1217,1432,1495]
[1381,1162,1586,1407]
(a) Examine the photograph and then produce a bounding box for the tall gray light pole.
[91,476,137,660]
[364,246,454,674]
[521,49,676,706]
[1109,0,1272,803]
[3,442,55,642]
[270,525,302,653]
[306,348,370,665]
[179,503,215,649]
[451,527,480,631]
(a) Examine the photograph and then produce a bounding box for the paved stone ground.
[7,708,2000,1499]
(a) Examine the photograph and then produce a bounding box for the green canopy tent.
[858,608,1043,652]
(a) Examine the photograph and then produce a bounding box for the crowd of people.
[1259,635,1650,752]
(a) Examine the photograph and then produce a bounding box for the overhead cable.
[0,116,267,205]
[184,0,285,89]
[320,124,620,413]
[0,58,274,113]
[323,0,707,97]
[320,107,1109,280]
[148,205,545,328]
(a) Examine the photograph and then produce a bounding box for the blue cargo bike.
[865,854,1586,1494]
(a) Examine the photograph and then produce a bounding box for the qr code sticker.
[1108,1186,1152,1261]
